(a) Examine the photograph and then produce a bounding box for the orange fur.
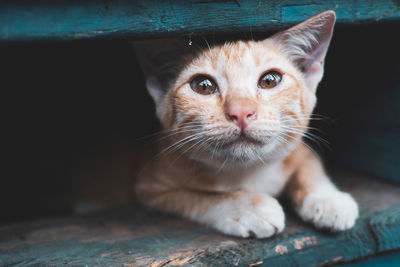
[130,10,358,237]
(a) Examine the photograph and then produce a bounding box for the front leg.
[286,148,359,231]
[136,179,284,238]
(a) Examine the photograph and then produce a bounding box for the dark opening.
[1,22,399,224]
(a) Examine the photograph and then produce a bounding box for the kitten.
[133,10,359,238]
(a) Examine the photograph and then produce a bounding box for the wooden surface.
[0,0,399,42]
[1,170,400,266]
[340,250,400,267]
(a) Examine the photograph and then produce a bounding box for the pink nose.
[225,100,257,130]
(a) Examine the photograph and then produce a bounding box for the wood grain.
[0,0,399,42]
[1,170,400,266]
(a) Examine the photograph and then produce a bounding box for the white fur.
[270,11,335,92]
[298,185,359,231]
[146,75,164,105]
[241,161,289,196]
[197,192,285,238]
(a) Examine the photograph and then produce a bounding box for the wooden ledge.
[0,0,399,42]
[1,170,400,266]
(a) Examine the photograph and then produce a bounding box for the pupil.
[200,79,212,91]
[190,76,218,94]
[258,71,281,89]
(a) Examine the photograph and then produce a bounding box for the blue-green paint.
[0,0,399,42]
[340,250,400,267]
[1,173,400,266]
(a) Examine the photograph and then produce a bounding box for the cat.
[133,10,359,238]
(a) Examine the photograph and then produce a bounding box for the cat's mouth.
[222,133,265,147]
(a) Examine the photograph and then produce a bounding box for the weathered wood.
[0,0,399,42]
[340,250,400,267]
[1,170,400,266]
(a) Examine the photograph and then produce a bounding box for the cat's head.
[135,10,335,168]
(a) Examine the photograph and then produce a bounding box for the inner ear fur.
[269,10,336,92]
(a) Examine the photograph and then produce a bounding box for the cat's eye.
[258,71,282,89]
[190,76,218,95]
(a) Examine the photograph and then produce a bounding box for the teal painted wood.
[340,250,400,267]
[0,0,399,42]
[1,171,400,266]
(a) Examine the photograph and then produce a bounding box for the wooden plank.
[341,250,400,267]
[1,170,400,266]
[0,0,399,42]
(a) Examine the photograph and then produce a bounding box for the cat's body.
[87,10,359,238]
[136,138,357,238]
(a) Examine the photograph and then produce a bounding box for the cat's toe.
[299,191,359,231]
[208,193,285,238]
[220,213,277,238]
[238,213,279,238]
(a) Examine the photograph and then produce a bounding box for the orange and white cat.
[134,10,358,238]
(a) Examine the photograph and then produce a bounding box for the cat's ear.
[269,10,336,92]
[133,38,192,105]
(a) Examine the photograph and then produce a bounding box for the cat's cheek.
[156,95,174,128]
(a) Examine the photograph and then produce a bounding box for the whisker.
[278,131,318,155]
[199,34,212,53]
[279,125,331,151]
[136,121,204,141]
[157,131,210,157]
[216,157,229,174]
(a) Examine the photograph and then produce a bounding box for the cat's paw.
[202,193,285,238]
[298,190,358,231]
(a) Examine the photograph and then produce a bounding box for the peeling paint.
[123,258,152,266]
[1,202,400,266]
[149,259,169,267]
[332,256,344,262]
[274,245,288,255]
[168,256,193,266]
[73,30,105,39]
[248,261,263,266]
[294,236,317,250]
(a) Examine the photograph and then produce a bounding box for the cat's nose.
[225,100,257,130]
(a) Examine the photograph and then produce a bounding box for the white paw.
[298,190,359,231]
[200,193,285,238]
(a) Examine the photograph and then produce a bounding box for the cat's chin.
[190,135,294,170]
[221,142,278,162]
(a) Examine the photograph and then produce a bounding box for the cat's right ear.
[133,38,191,105]
[269,10,336,92]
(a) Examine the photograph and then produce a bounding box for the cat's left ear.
[269,10,336,92]
[133,38,192,105]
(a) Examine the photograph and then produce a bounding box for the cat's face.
[161,41,314,165]
[137,11,335,168]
